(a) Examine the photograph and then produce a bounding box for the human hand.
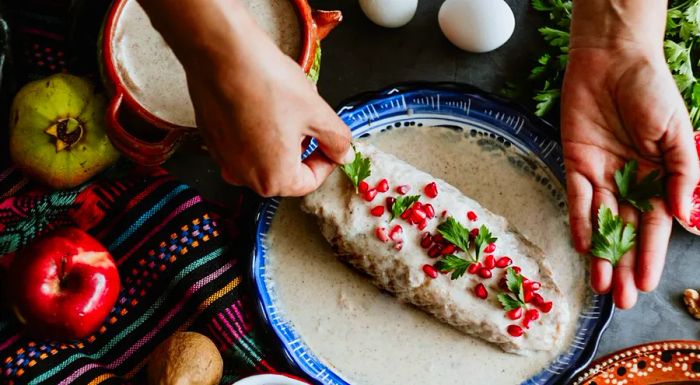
[139,0,352,197]
[561,43,700,308]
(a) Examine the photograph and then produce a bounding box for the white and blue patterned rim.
[251,83,614,385]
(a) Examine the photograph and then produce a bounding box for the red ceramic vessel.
[101,0,342,166]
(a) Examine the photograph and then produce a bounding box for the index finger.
[661,113,700,222]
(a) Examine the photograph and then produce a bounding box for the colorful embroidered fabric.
[0,167,277,385]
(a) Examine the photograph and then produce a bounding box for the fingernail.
[342,148,355,164]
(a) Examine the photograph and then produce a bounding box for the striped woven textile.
[0,167,277,385]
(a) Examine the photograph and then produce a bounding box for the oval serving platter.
[251,82,614,385]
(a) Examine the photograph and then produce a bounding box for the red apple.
[7,227,120,339]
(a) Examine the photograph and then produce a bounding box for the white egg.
[438,0,515,53]
[359,0,418,28]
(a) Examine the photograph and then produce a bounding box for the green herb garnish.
[436,217,470,251]
[390,195,420,221]
[614,160,664,212]
[435,254,472,280]
[497,267,527,311]
[434,217,497,280]
[341,149,371,193]
[591,206,636,266]
[474,225,497,258]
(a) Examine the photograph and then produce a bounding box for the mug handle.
[312,10,342,40]
[106,93,184,167]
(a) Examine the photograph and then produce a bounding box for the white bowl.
[233,374,310,385]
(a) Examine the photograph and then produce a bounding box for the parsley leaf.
[436,217,471,252]
[435,254,471,280]
[474,225,497,258]
[591,206,636,266]
[340,149,371,193]
[614,160,664,212]
[497,293,523,311]
[391,195,420,221]
[497,267,527,311]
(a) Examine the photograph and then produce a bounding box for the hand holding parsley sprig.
[560,0,700,310]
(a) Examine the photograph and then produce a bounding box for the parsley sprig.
[434,217,497,280]
[591,206,636,266]
[510,0,700,130]
[497,268,527,311]
[390,195,420,220]
[341,149,371,193]
[614,160,664,212]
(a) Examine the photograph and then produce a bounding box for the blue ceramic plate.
[251,83,614,385]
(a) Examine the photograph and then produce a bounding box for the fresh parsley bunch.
[514,0,700,129]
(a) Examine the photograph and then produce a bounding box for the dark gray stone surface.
[167,0,700,363]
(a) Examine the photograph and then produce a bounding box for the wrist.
[570,0,666,52]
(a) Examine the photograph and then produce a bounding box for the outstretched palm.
[561,45,699,309]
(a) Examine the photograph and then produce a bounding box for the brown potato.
[147,332,223,385]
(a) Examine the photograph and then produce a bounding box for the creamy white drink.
[112,0,302,128]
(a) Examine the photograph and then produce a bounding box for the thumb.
[308,103,353,165]
[661,115,700,222]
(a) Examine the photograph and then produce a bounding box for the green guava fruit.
[9,74,119,189]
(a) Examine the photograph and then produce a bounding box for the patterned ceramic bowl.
[233,374,311,385]
[251,83,615,385]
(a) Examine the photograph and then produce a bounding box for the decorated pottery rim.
[573,340,700,384]
[100,0,341,166]
[250,82,615,385]
[232,373,311,385]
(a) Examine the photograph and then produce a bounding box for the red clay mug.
[101,0,342,166]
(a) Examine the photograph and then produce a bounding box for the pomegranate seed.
[539,301,553,313]
[498,277,508,290]
[522,317,532,329]
[423,264,438,278]
[507,325,524,337]
[467,211,478,221]
[441,210,448,218]
[417,219,428,230]
[495,256,512,268]
[389,225,403,242]
[467,262,482,274]
[428,244,443,258]
[484,243,496,253]
[412,202,423,210]
[478,268,493,279]
[474,283,488,299]
[363,189,378,202]
[528,281,542,291]
[423,204,435,219]
[359,180,369,193]
[376,179,389,193]
[424,182,438,198]
[396,185,410,195]
[512,266,522,274]
[433,234,444,243]
[394,242,403,251]
[506,307,523,320]
[370,206,385,217]
[532,293,545,306]
[420,232,433,248]
[386,197,396,210]
[401,208,413,220]
[375,227,389,242]
[483,255,496,270]
[523,288,534,303]
[525,309,540,322]
[470,228,479,238]
[441,244,456,255]
[410,208,427,223]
